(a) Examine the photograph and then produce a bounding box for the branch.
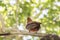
[0,30,48,37]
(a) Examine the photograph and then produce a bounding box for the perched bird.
[26,17,41,33]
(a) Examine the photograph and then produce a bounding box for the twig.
[0,14,6,32]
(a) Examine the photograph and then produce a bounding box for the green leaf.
[0,1,6,6]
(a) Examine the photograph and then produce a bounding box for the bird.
[26,17,41,33]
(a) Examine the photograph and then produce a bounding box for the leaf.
[0,1,6,6]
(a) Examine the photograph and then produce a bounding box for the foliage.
[0,0,60,40]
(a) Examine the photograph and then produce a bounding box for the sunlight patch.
[10,0,16,6]
[41,0,47,2]
[54,2,60,6]
[23,36,32,40]
[39,9,48,18]
[26,0,30,2]
[32,8,40,16]
[18,23,24,30]
[0,6,5,12]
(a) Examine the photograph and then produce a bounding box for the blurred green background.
[0,0,60,40]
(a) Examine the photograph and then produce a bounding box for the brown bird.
[26,17,41,33]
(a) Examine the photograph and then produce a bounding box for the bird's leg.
[29,30,30,33]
